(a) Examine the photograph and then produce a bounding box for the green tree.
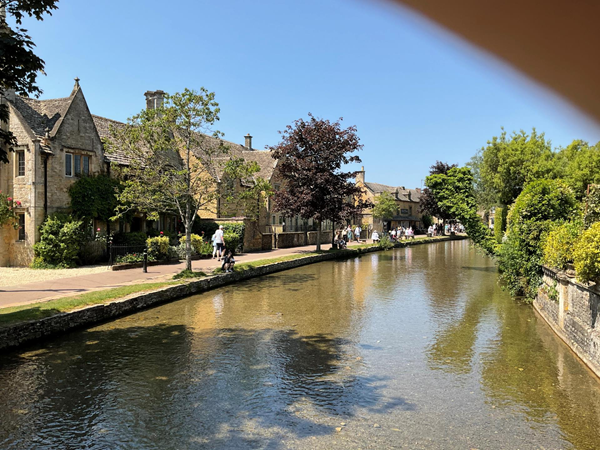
[105,88,231,271]
[493,206,508,244]
[372,192,397,221]
[555,140,600,199]
[425,166,496,255]
[499,179,578,299]
[472,129,556,207]
[221,157,273,220]
[1,0,59,163]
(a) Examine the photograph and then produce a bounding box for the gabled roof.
[364,182,421,203]
[10,94,74,137]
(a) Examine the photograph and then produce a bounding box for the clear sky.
[16,0,600,189]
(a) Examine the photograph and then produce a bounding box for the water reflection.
[1,241,600,449]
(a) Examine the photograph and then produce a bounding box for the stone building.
[0,83,285,265]
[0,79,110,265]
[355,167,423,232]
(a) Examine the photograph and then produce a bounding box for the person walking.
[214,225,225,260]
[211,230,218,259]
[354,225,361,243]
[346,226,353,243]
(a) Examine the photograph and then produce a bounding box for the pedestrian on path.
[211,231,218,259]
[214,225,225,260]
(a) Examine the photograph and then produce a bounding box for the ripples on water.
[1,240,600,449]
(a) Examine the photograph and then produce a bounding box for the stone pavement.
[0,241,367,309]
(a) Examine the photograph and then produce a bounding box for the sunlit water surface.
[1,240,600,449]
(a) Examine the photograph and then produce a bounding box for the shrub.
[33,214,86,267]
[146,236,170,260]
[498,179,578,299]
[584,184,600,227]
[0,192,20,228]
[115,253,156,264]
[219,222,245,246]
[175,243,195,260]
[422,215,433,229]
[378,234,394,250]
[223,232,240,254]
[573,222,600,283]
[179,233,204,254]
[494,206,508,244]
[542,220,583,270]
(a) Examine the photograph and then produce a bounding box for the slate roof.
[91,115,131,165]
[10,95,74,137]
[364,182,421,203]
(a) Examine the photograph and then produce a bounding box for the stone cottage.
[0,83,286,265]
[0,79,110,266]
[355,167,423,232]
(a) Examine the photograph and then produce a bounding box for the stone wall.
[307,230,333,245]
[275,232,306,248]
[534,266,600,378]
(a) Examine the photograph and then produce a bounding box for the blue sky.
[17,0,600,189]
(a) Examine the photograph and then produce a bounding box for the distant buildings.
[355,167,424,232]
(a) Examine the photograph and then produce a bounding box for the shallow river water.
[1,240,600,449]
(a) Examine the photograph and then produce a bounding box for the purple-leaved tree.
[269,114,371,251]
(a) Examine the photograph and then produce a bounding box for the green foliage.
[573,222,600,284]
[421,215,433,228]
[494,207,508,244]
[173,269,207,280]
[555,140,600,200]
[0,192,20,228]
[542,220,583,270]
[472,129,556,206]
[425,166,496,255]
[105,87,226,270]
[112,232,147,246]
[223,232,240,254]
[69,175,121,222]
[584,184,600,227]
[33,214,86,267]
[115,253,156,264]
[219,222,245,242]
[499,179,578,298]
[372,192,397,220]
[0,0,59,163]
[377,234,394,250]
[146,236,170,260]
[179,233,204,254]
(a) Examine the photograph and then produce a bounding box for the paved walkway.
[0,241,365,309]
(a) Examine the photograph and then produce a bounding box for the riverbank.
[0,235,465,352]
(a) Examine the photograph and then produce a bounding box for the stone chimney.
[355,166,365,184]
[144,90,166,110]
[407,190,412,201]
[244,133,253,150]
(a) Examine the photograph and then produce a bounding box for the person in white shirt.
[214,225,225,260]
[372,230,380,242]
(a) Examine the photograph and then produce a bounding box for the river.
[1,240,600,449]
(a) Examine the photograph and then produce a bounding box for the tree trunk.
[316,219,322,252]
[185,200,192,271]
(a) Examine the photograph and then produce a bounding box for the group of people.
[211,225,235,272]
[426,223,464,236]
[334,225,363,249]
[389,226,415,241]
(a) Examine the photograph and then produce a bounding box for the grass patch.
[173,269,207,280]
[213,252,325,274]
[0,281,181,328]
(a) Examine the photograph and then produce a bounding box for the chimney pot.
[144,90,165,110]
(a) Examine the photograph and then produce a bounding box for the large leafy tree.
[1,0,59,163]
[419,161,457,224]
[268,114,371,251]
[425,166,496,255]
[470,128,556,207]
[105,88,230,271]
[555,140,600,199]
[372,191,397,221]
